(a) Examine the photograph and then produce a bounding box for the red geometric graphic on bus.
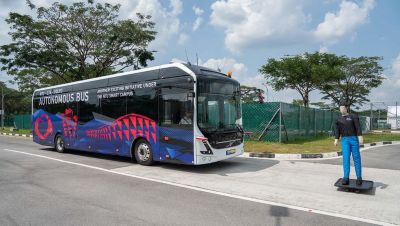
[60,108,78,137]
[34,114,53,140]
[85,113,157,143]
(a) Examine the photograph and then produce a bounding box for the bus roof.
[33,62,236,93]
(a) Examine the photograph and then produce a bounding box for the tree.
[0,1,156,93]
[310,102,333,110]
[240,85,265,103]
[319,56,384,108]
[0,82,31,116]
[259,52,337,107]
[292,99,304,106]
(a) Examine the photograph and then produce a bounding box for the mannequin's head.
[340,105,348,115]
[339,99,349,115]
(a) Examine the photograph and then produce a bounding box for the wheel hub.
[57,137,64,151]
[137,143,150,162]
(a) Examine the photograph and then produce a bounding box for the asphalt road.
[305,145,400,171]
[0,135,386,226]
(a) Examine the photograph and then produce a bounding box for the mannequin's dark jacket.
[335,114,362,139]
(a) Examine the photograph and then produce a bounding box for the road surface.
[1,135,399,225]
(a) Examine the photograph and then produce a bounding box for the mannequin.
[334,101,364,186]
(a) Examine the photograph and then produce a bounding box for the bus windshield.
[197,78,241,132]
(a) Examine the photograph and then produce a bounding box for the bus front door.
[159,91,194,164]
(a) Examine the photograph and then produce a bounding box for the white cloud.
[392,54,400,86]
[178,33,189,45]
[209,0,376,53]
[366,54,400,103]
[192,5,204,31]
[192,6,204,16]
[319,46,329,53]
[314,0,375,45]
[210,0,310,53]
[201,58,248,80]
[0,0,183,49]
[124,0,183,49]
[192,17,203,31]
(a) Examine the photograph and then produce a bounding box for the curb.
[0,132,33,138]
[243,141,400,160]
[372,130,400,134]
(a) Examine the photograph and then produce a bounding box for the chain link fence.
[243,101,395,143]
[358,102,400,130]
[242,102,339,142]
[242,102,341,142]
[2,114,31,129]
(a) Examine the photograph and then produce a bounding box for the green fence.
[14,114,32,130]
[4,116,15,127]
[2,114,31,129]
[242,102,340,142]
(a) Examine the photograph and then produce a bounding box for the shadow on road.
[335,181,389,196]
[156,157,279,175]
[269,206,290,226]
[40,148,278,175]
[40,148,132,163]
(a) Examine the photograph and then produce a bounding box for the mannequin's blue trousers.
[341,136,362,179]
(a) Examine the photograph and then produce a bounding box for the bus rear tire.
[134,139,154,166]
[55,134,66,153]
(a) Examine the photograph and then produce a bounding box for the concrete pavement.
[1,135,398,225]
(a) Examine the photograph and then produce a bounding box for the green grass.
[0,127,32,135]
[244,133,400,154]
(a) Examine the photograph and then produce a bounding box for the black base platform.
[334,178,374,191]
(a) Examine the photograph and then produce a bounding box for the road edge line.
[2,148,397,226]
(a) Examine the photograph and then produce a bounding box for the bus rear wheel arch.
[133,138,154,166]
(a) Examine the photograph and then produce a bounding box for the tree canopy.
[0,0,157,93]
[0,82,31,116]
[240,85,265,103]
[318,56,384,108]
[259,52,338,107]
[260,52,384,108]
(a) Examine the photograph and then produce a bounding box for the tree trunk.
[303,92,309,107]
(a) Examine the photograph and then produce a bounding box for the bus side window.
[127,88,157,120]
[160,93,193,127]
[101,96,127,120]
[78,90,100,123]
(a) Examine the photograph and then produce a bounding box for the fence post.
[370,103,373,130]
[314,108,317,137]
[279,102,282,143]
[396,101,398,129]
[299,105,301,137]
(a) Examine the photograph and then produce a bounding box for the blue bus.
[32,63,244,165]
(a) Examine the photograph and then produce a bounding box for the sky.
[0,0,399,107]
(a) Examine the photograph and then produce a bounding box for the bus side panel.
[158,126,194,164]
[82,113,160,158]
[32,108,63,147]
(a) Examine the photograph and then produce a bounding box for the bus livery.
[32,63,244,165]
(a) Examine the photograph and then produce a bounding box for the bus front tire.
[55,134,66,153]
[134,139,154,166]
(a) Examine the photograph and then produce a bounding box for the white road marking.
[2,148,397,226]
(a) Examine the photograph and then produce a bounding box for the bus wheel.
[55,134,66,153]
[134,139,153,166]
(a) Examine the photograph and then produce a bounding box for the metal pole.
[1,86,4,129]
[378,109,381,129]
[396,101,398,130]
[370,103,373,130]
[279,102,282,143]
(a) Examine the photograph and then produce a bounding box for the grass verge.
[0,127,32,135]
[244,133,400,154]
